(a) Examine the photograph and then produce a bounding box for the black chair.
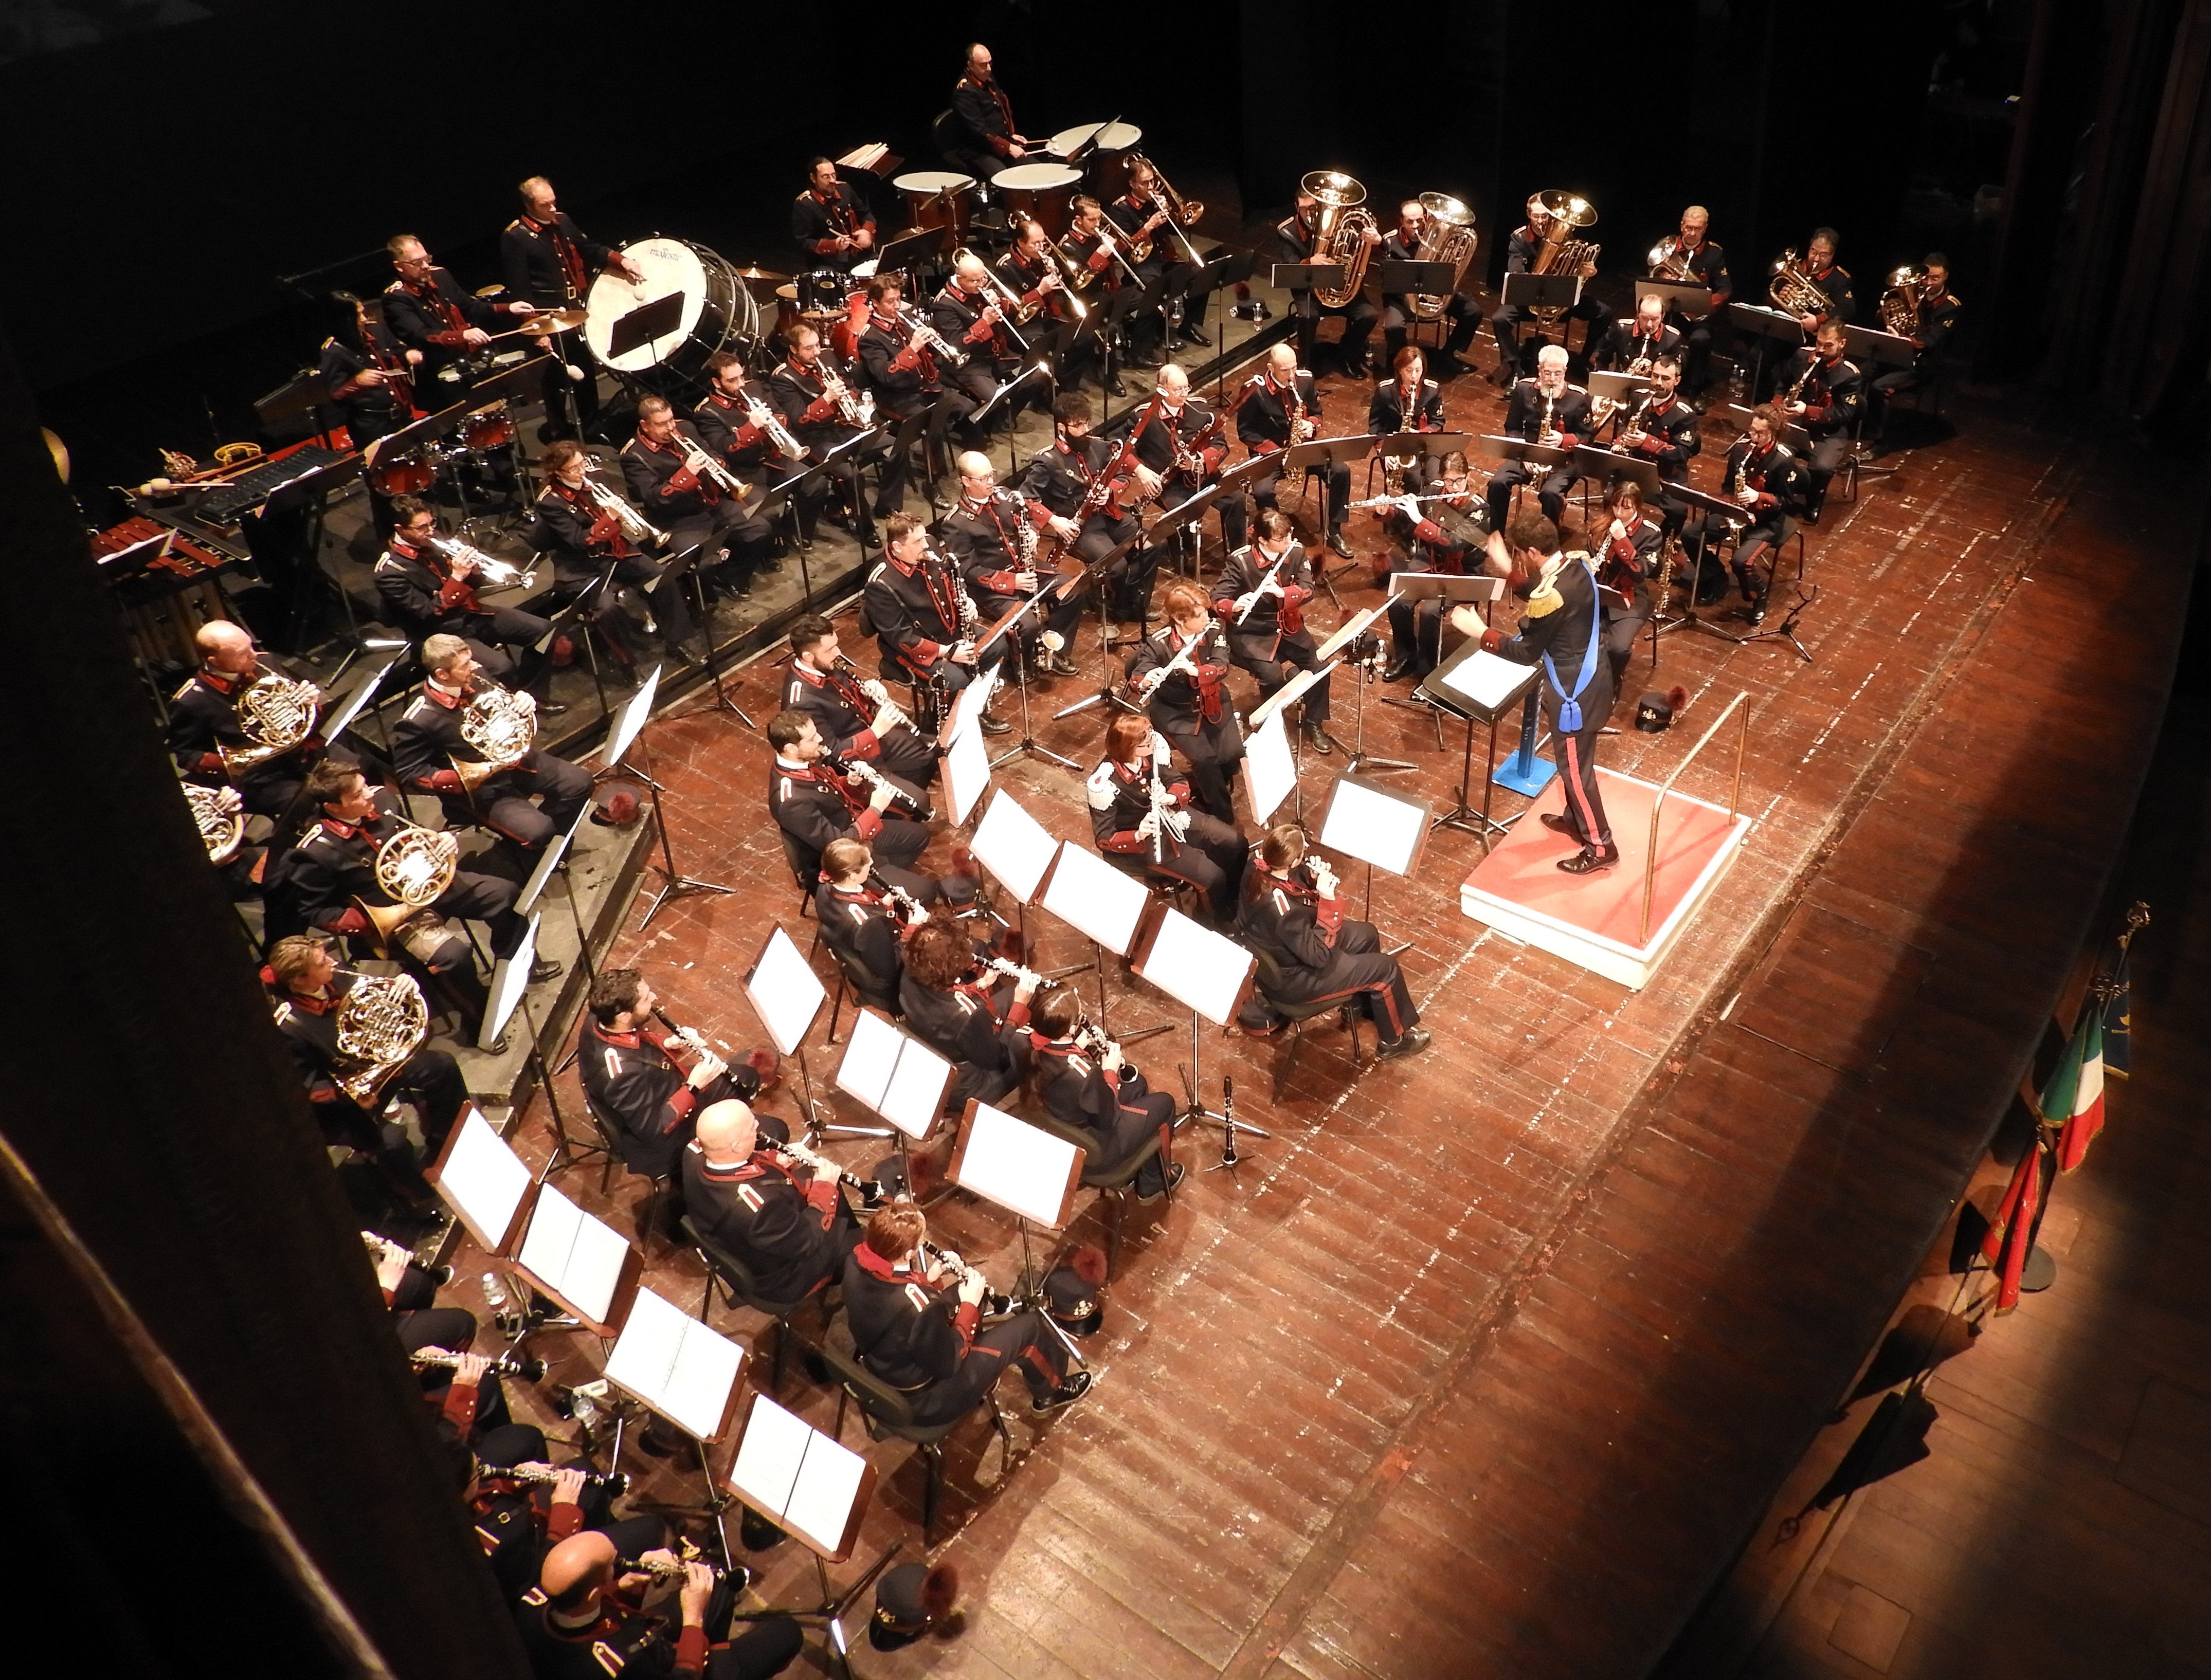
[1248,945,1370,1102]
[680,1215,825,1397]
[822,938,901,1045]
[579,1086,676,1252]
[929,108,968,173]
[1026,1111,1169,1264]
[819,1314,1011,1541]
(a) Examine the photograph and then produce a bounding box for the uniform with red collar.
[856,305,974,430]
[267,962,469,1149]
[530,477,693,662]
[382,265,528,390]
[1596,512,1665,682]
[466,1441,594,1604]
[1125,621,1243,825]
[391,672,592,850]
[499,207,615,438]
[319,321,414,450]
[1777,252,1855,330]
[1236,365,1352,545]
[1589,317,1684,378]
[790,179,874,270]
[166,659,327,817]
[927,277,1020,408]
[1686,434,1806,612]
[1869,278,1963,428]
[1487,220,1609,382]
[1238,861,1421,1042]
[618,419,771,581]
[1615,388,1701,490]
[1379,225,1478,369]
[691,380,809,559]
[780,657,940,791]
[811,872,934,1002]
[1366,371,1448,499]
[680,1115,860,1303]
[1102,188,1209,357]
[1131,390,1244,555]
[860,538,1003,696]
[936,489,1087,662]
[767,753,931,881]
[578,1011,760,1180]
[1484,376,1596,530]
[949,71,1020,179]
[1648,233,1732,390]
[1017,431,1147,580]
[1028,1027,1175,1197]
[1085,747,1249,924]
[842,1239,1074,1424]
[994,244,1098,392]
[897,957,1031,1112]
[1276,208,1378,374]
[1775,344,1864,514]
[1214,539,1333,729]
[514,1576,802,1680]
[767,346,896,541]
[1382,477,1491,680]
[373,531,550,681]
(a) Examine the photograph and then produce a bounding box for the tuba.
[358,820,459,952]
[1768,248,1834,318]
[1302,171,1379,309]
[1646,236,1694,282]
[333,971,430,1107]
[1528,191,1600,328]
[186,781,244,864]
[221,671,320,773]
[454,684,537,793]
[1877,265,1925,337]
[1407,192,1479,321]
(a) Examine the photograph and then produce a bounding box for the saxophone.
[332,971,430,1107]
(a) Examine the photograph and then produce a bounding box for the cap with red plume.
[745,1048,781,1092]
[1068,1244,1108,1286]
[592,790,640,827]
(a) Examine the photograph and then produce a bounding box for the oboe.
[411,1347,549,1383]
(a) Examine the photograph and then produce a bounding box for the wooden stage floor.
[434,348,2195,1678]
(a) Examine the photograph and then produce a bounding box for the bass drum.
[583,237,759,389]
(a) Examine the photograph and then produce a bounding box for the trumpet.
[831,652,911,732]
[672,426,749,499]
[821,362,875,427]
[583,472,668,547]
[958,247,1041,326]
[895,303,968,370]
[419,529,529,588]
[478,1458,630,1499]
[919,1240,1013,1316]
[740,391,806,463]
[411,1346,549,1383]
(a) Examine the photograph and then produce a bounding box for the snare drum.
[584,238,760,387]
[795,268,848,318]
[993,162,1084,239]
[893,170,975,240]
[460,401,514,453]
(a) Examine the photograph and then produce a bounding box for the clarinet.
[919,1240,1012,1315]
[412,1347,549,1382]
[1144,737,1189,862]
[650,1006,720,1061]
[866,870,930,923]
[822,747,926,818]
[983,954,1048,989]
[830,652,912,732]
[760,1138,885,1204]
[479,1459,630,1498]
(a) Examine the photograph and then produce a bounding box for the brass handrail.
[1640,690,1751,943]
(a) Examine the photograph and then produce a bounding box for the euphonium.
[1646,236,1694,281]
[1302,171,1379,309]
[186,780,245,864]
[334,970,430,1106]
[1768,248,1835,318]
[454,684,538,792]
[1878,264,1925,338]
[221,670,319,772]
[1407,192,1479,321]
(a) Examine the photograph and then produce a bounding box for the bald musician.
[517,1531,802,1680]
[168,621,331,823]
[681,1099,864,1305]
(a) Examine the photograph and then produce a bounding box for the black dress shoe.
[529,957,565,984]
[1556,847,1620,874]
[1041,651,1081,677]
[1177,323,1211,348]
[1539,811,1575,835]
[1033,1371,1094,1414]
[1383,656,1421,682]
[1105,374,1128,396]
[1374,1026,1432,1062]
[1742,600,1768,626]
[1301,720,1338,755]
[978,709,1013,737]
[1137,1162,1186,1203]
[537,699,569,717]
[1326,531,1354,559]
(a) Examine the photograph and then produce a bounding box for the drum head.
[586,238,757,384]
[796,268,846,312]
[996,162,1084,192]
[1046,121,1141,158]
[893,170,975,195]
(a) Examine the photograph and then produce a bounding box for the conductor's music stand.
[1382,574,1502,749]
[1036,840,1173,1044]
[1416,642,1541,846]
[1130,905,1270,1153]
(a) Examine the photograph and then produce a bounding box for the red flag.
[1980,1141,2043,1313]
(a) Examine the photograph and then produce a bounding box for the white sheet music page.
[833,1009,902,1112]
[784,1428,868,1555]
[970,788,1059,904]
[729,1394,811,1517]
[880,1037,950,1139]
[1039,841,1151,955]
[957,1103,1080,1227]
[518,1185,630,1326]
[1441,648,1537,712]
[438,1107,531,1250]
[746,925,826,1054]
[1139,908,1253,1025]
[515,1183,582,1291]
[1320,776,1427,876]
[606,1287,745,1441]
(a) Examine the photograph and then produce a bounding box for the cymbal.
[735,264,790,284]
[474,283,505,298]
[524,307,589,332]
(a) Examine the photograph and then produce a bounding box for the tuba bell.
[221,671,320,773]
[453,684,537,793]
[1302,171,1379,309]
[1877,264,1925,337]
[1407,192,1479,321]
[1527,190,1600,328]
[333,971,430,1107]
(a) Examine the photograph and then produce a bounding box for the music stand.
[607,290,687,364]
[1724,302,1805,398]
[969,786,1060,910]
[742,924,841,1134]
[1416,642,1541,845]
[1318,773,1432,927]
[1840,323,1916,482]
[1270,263,1347,295]
[1316,602,1406,774]
[1247,659,1338,735]
[1587,371,1652,409]
[1240,709,1300,826]
[1036,841,1173,1044]
[941,712,992,826]
[1146,479,1231,580]
[1372,261,1461,296]
[480,913,597,1172]
[518,800,603,991]
[834,1008,956,1143]
[976,582,1079,773]
[1285,434,1381,582]
[1635,278,1713,319]
[1501,273,1585,355]
[951,1100,1087,1306]
[605,1285,750,1562]
[1477,435,1574,474]
[510,1180,643,1338]
[1130,905,1270,1148]
[606,667,731,930]
[1715,402,1810,452]
[1572,447,1663,499]
[321,652,403,748]
[425,1102,535,1257]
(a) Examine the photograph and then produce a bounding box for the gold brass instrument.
[1528,191,1600,330]
[1302,171,1379,309]
[419,530,529,589]
[1135,153,1206,265]
[672,425,750,501]
[454,684,538,793]
[1768,248,1835,318]
[220,670,320,773]
[333,970,430,1106]
[359,821,459,952]
[582,472,668,547]
[186,781,245,864]
[1646,236,1694,282]
[1878,264,1925,338]
[1407,192,1479,321]
[960,246,1042,323]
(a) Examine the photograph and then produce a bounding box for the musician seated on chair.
[1775,320,1863,522]
[941,451,1086,674]
[1868,253,1960,450]
[843,1196,1090,1422]
[1484,345,1592,532]
[766,709,932,883]
[392,636,593,852]
[815,837,948,1009]
[1215,508,1339,756]
[1126,581,1244,826]
[1611,355,1700,536]
[948,42,1026,180]
[1681,404,1806,625]
[769,323,899,548]
[1237,342,1354,560]
[897,915,1034,1111]
[532,440,697,666]
[1591,480,1664,689]
[167,620,339,823]
[1086,713,1247,926]
[682,1098,863,1306]
[1026,984,1182,1203]
[1367,348,1447,483]
[692,351,813,558]
[264,932,463,1205]
[1018,394,1156,635]
[1380,449,1490,682]
[1489,193,1606,387]
[930,252,1029,417]
[860,515,1010,731]
[290,760,555,1028]
[581,969,765,1182]
[1133,362,1246,555]
[620,395,775,596]
[1238,823,1429,1061]
[1588,294,1682,378]
[1380,199,1480,376]
[856,273,978,464]
[518,1530,803,1680]
[1277,187,1381,378]
[376,498,554,683]
[783,613,943,792]
[1106,157,1213,351]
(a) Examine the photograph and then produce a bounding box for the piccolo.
[411,1347,549,1383]
[478,1458,630,1498]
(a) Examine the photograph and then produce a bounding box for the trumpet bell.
[1419,191,1474,228]
[1301,170,1366,209]
[1532,189,1597,228]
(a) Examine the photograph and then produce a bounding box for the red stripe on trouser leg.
[1562,733,1603,848]
[1291,981,1404,1037]
[1023,1346,1058,1384]
[1155,1120,1173,1170]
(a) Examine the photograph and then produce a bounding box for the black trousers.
[1485,459,1583,529]
[795,436,894,538]
[1801,433,1852,509]
[1226,628,1332,725]
[905,1307,1070,1424]
[446,607,555,684]
[1382,294,1479,367]
[1604,595,1653,689]
[1161,472,1246,557]
[859,813,931,873]
[1155,710,1243,826]
[537,336,602,439]
[1252,459,1351,535]
[1262,920,1420,1039]
[1080,1084,1174,1197]
[1117,809,1247,925]
[1547,688,1614,851]
[1291,294,1379,372]
[441,750,593,851]
[1489,295,1606,379]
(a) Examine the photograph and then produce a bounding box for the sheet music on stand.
[603,1285,748,1443]
[743,924,827,1056]
[322,652,403,744]
[1316,601,1389,663]
[969,787,1059,904]
[1037,840,1152,955]
[512,1182,641,1336]
[1132,905,1256,1026]
[1434,647,1540,721]
[942,715,991,826]
[1248,659,1338,733]
[1240,708,1299,826]
[938,667,1000,751]
[602,665,664,770]
[1319,773,1432,878]
[833,1008,954,1140]
[426,1102,534,1256]
[726,1393,876,1561]
[949,1101,1083,1228]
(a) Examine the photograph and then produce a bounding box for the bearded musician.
[1127,581,1243,825]
[766,710,933,882]
[1020,394,1155,633]
[770,322,897,547]
[1379,449,1490,683]
[1086,713,1248,926]
[691,351,812,558]
[1278,185,1381,378]
[579,967,766,1181]
[1133,362,1244,557]
[940,451,1085,674]
[1645,205,1731,394]
[532,440,695,664]
[790,157,875,272]
[1682,404,1806,623]
[375,498,552,681]
[858,275,976,486]
[1773,227,1856,333]
[1489,192,1606,387]
[1216,509,1339,756]
[1486,344,1592,531]
[782,613,943,790]
[1238,342,1354,560]
[1775,321,1862,521]
[1380,198,1481,375]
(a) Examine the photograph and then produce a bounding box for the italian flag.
[1980,1140,2043,1313]
[2037,1007,2106,1173]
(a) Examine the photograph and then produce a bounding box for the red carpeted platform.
[1460,765,1751,988]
